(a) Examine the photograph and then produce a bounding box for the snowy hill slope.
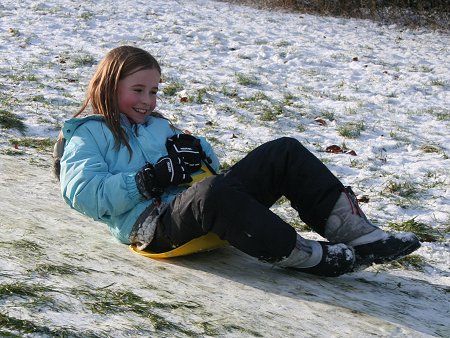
[1,153,449,336]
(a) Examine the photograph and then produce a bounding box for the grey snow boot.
[275,234,355,277]
[325,187,421,270]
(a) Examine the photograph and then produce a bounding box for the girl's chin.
[127,115,146,124]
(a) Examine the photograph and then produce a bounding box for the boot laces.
[341,186,364,217]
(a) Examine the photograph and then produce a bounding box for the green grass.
[384,179,419,198]
[0,280,73,312]
[243,91,270,102]
[423,170,447,189]
[9,137,54,152]
[420,144,442,154]
[410,65,433,73]
[194,87,208,103]
[223,323,264,337]
[259,105,280,121]
[32,263,93,276]
[30,94,45,102]
[6,73,38,82]
[78,288,198,334]
[0,312,56,337]
[162,81,183,96]
[0,240,48,268]
[337,121,365,138]
[79,11,94,20]
[388,254,427,271]
[220,85,238,98]
[387,126,404,140]
[2,239,46,256]
[290,218,310,232]
[0,110,26,133]
[0,148,26,156]
[430,79,447,86]
[282,93,296,105]
[56,50,96,67]
[0,312,95,338]
[417,107,450,121]
[0,282,47,298]
[275,40,291,47]
[388,218,442,242]
[237,53,252,60]
[73,53,96,67]
[236,73,260,87]
[296,123,306,132]
[0,281,203,336]
[319,110,335,121]
[434,110,450,121]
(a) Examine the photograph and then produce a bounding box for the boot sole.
[291,243,356,277]
[353,235,421,271]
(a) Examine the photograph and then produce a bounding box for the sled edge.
[130,232,228,258]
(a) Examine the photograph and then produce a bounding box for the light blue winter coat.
[59,114,220,244]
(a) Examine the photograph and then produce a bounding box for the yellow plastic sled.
[130,232,228,258]
[130,163,229,259]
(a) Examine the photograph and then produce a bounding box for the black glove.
[166,134,207,173]
[135,156,192,199]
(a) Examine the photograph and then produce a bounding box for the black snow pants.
[149,137,344,262]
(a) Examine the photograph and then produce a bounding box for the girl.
[57,46,420,277]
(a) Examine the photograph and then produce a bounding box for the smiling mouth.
[134,108,149,114]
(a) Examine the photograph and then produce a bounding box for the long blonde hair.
[76,46,162,156]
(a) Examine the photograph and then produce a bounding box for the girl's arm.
[60,125,143,221]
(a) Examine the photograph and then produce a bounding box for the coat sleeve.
[60,124,143,221]
[198,136,220,173]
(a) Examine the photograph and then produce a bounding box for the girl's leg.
[225,137,343,235]
[156,172,354,276]
[153,137,354,276]
[157,136,343,256]
[157,174,297,262]
[225,137,420,269]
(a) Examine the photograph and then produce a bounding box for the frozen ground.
[0,0,449,336]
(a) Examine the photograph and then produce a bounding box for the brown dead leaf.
[357,195,370,203]
[326,145,358,156]
[325,145,343,153]
[314,117,327,126]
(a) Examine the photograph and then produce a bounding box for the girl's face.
[117,68,160,124]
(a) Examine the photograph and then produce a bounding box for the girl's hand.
[135,157,192,199]
[153,156,192,187]
[166,134,205,173]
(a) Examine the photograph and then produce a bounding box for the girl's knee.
[271,137,304,153]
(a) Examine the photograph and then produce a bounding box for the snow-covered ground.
[0,0,449,336]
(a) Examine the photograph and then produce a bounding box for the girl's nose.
[141,94,154,105]
[142,95,157,110]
